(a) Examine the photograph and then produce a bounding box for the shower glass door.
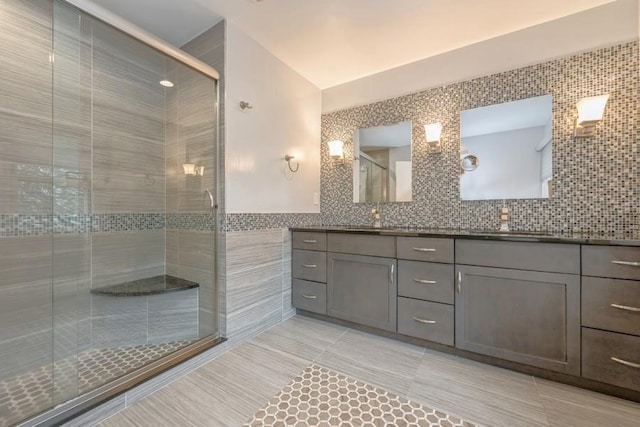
[0,1,218,424]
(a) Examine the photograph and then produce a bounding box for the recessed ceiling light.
[159,80,174,87]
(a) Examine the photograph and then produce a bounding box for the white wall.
[461,126,546,200]
[225,22,321,213]
[322,0,638,113]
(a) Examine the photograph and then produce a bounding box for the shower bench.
[89,275,201,348]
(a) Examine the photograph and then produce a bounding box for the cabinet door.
[455,265,580,375]
[327,253,397,332]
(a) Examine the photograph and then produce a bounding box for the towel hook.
[239,101,253,110]
[284,154,299,173]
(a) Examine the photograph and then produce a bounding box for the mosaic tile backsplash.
[321,42,639,235]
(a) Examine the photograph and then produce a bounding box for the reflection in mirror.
[460,95,553,201]
[354,121,412,203]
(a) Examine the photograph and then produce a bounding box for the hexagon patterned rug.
[243,364,479,427]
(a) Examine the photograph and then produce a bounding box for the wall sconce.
[284,154,299,173]
[575,94,609,138]
[183,163,205,176]
[424,123,443,154]
[327,140,345,161]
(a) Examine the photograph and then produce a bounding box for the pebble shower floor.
[0,340,195,427]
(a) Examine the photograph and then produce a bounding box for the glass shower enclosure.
[0,1,219,424]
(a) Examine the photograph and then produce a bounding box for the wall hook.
[284,154,299,173]
[239,101,253,110]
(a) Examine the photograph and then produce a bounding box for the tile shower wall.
[181,20,227,337]
[0,0,218,393]
[321,42,640,235]
[0,0,54,390]
[165,42,218,339]
[183,22,301,343]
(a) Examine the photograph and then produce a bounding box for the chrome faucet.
[372,205,382,228]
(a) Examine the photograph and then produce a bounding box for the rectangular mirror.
[460,95,553,201]
[354,121,412,203]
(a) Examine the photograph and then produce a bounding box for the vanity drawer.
[327,233,396,258]
[397,297,454,346]
[398,260,454,304]
[292,250,327,283]
[292,279,326,314]
[292,231,327,251]
[397,237,453,263]
[582,277,640,336]
[582,328,640,392]
[582,246,640,280]
[456,240,580,274]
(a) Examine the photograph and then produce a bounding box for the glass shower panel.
[0,1,54,425]
[1,1,218,424]
[51,0,92,405]
[50,0,219,405]
[360,157,387,203]
[165,60,218,339]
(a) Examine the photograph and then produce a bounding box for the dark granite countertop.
[289,226,640,246]
[91,275,199,296]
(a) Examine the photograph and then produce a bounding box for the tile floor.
[0,340,195,427]
[98,316,640,427]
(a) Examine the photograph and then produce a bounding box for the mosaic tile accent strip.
[91,214,166,233]
[0,213,220,237]
[0,340,196,427]
[244,364,478,427]
[321,42,639,235]
[225,213,322,232]
[166,213,216,232]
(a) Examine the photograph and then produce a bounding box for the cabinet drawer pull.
[611,260,640,267]
[611,303,640,313]
[303,239,318,243]
[302,264,317,268]
[413,247,436,252]
[412,316,436,324]
[389,264,395,284]
[302,294,317,300]
[457,271,462,294]
[611,357,640,369]
[413,278,437,284]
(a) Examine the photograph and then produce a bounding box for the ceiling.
[88,0,620,89]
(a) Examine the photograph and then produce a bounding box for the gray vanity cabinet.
[291,231,328,315]
[455,265,581,375]
[581,245,640,391]
[327,253,397,332]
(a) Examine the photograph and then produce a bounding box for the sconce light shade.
[183,163,204,176]
[575,94,609,138]
[327,140,344,160]
[424,123,443,154]
[183,163,196,175]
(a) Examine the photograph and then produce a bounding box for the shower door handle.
[204,189,214,209]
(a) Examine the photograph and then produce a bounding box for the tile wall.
[0,0,55,391]
[321,42,640,235]
[181,20,227,337]
[0,0,219,412]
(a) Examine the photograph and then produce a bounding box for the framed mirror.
[353,121,412,203]
[460,95,553,201]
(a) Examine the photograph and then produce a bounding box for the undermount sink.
[340,226,399,231]
[468,229,551,237]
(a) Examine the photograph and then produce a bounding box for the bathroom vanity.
[291,227,640,401]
